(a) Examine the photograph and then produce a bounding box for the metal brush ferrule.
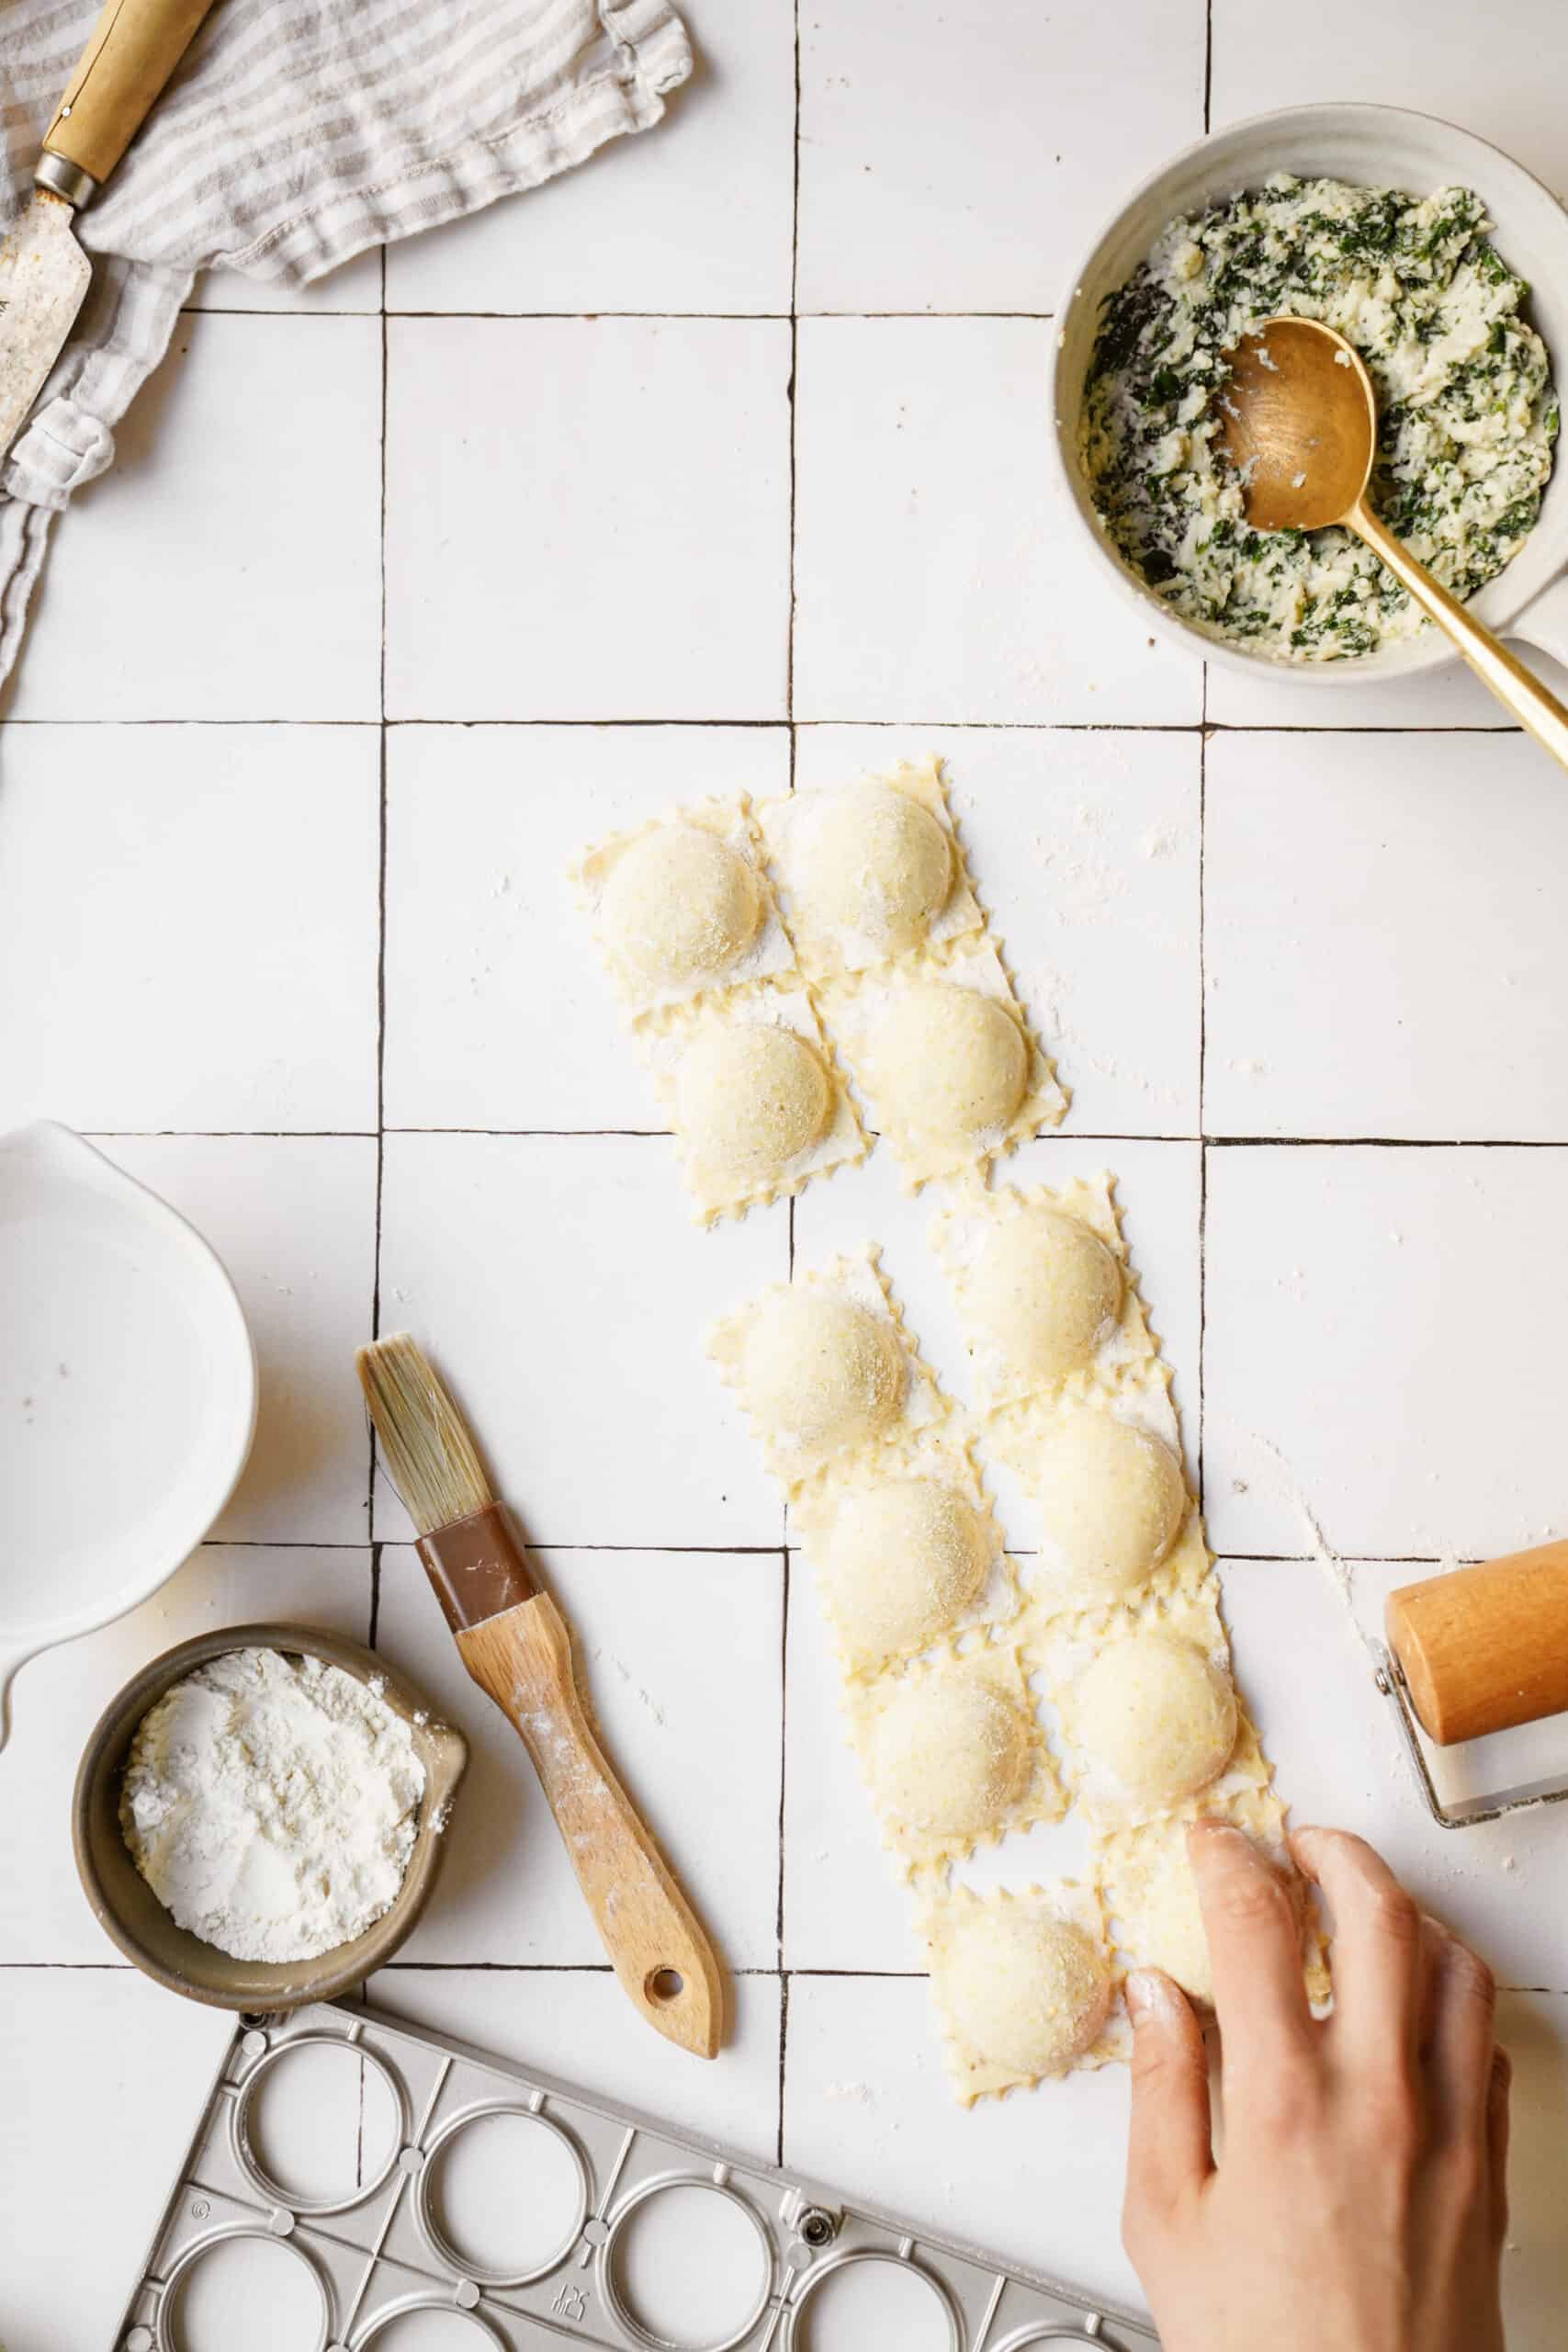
[35,153,97,208]
[417,1500,538,1635]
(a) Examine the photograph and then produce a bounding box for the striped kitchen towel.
[0,0,692,684]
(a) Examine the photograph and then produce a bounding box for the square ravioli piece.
[574,796,794,1020]
[844,1645,1064,1872]
[755,755,983,977]
[1043,1577,1269,1829]
[919,1881,1127,2103]
[641,984,867,1223]
[789,1429,1017,1676]
[931,1170,1157,1414]
[985,1372,1194,1627]
[1092,1786,1332,2013]
[706,1246,946,1489]
[819,938,1066,1187]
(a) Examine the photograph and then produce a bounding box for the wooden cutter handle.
[457,1592,725,2059]
[1386,1539,1568,1747]
[42,0,221,193]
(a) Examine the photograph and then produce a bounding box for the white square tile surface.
[379,1541,783,1968]
[369,1966,784,2165]
[784,1973,1145,2317]
[384,318,792,721]
[1203,1145,1568,1559]
[384,722,790,1131]
[385,0,795,316]
[1218,1555,1568,1991]
[797,725,1202,1136]
[796,0,1203,313]
[11,1,1568,2340]
[1205,730,1568,1140]
[100,1135,379,1543]
[375,1131,785,1547]
[0,726,378,1135]
[793,316,1202,726]
[2,1972,236,2352]
[7,317,382,721]
[1210,0,1568,204]
[793,1136,1203,1487]
[781,1549,922,1974]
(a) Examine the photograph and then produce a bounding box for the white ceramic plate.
[0,1123,256,1743]
[1050,102,1568,685]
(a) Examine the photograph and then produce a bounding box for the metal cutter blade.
[1375,1645,1568,1828]
[0,188,92,459]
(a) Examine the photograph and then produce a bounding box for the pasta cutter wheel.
[1378,1539,1568,1827]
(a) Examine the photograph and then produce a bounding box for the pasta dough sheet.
[931,1170,1158,1413]
[755,756,984,977]
[706,1246,946,1491]
[1092,1786,1332,2013]
[639,984,867,1224]
[787,1427,1020,1678]
[1043,1575,1269,1828]
[575,796,795,1020]
[820,939,1067,1188]
[919,1881,1129,2105]
[843,1645,1065,1872]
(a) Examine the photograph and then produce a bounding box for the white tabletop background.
[5,2,1568,2346]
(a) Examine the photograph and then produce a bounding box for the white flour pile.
[120,1647,426,1962]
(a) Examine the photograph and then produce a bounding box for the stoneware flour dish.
[1051,103,1568,687]
[73,1624,468,2011]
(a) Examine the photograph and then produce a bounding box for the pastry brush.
[357,1332,724,2057]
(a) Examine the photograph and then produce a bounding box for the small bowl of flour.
[73,1624,468,2008]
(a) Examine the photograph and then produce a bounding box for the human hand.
[1122,1822,1510,2352]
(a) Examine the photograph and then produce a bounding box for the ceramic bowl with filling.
[73,1623,468,2011]
[1050,102,1568,686]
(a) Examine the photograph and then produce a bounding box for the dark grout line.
[1204,1136,1568,1149]
[776,1973,791,2165]
[1,714,1528,735]
[368,1962,927,1979]
[203,1539,371,1550]
[381,1539,793,1555]
[1221,1552,1477,1566]
[1197,689,1208,1514]
[84,1129,378,1140]
[1202,0,1213,131]
[180,305,1065,322]
[775,0,803,2164]
[85,1126,1568,1148]
[367,249,391,1586]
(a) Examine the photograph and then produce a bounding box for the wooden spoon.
[1217,314,1568,767]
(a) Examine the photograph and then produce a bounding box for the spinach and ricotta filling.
[1082,176,1559,660]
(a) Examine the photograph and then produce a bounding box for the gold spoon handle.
[1351,498,1568,771]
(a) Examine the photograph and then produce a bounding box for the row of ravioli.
[705,1174,1326,2103]
[573,760,1066,1220]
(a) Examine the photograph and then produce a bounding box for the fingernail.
[1187,1818,1243,1849]
[1126,1969,1174,2023]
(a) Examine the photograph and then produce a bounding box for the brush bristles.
[356,1332,494,1536]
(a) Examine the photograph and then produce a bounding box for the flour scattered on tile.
[589,1646,668,1727]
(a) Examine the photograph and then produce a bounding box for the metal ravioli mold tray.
[114,1997,1160,2352]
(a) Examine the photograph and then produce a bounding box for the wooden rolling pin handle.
[1385,1540,1568,1747]
[457,1591,725,2060]
[43,0,221,194]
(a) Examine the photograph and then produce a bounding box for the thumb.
[1123,1970,1213,2247]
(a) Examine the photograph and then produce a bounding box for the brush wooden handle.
[457,1593,724,2059]
[43,0,220,192]
[1385,1540,1568,1746]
